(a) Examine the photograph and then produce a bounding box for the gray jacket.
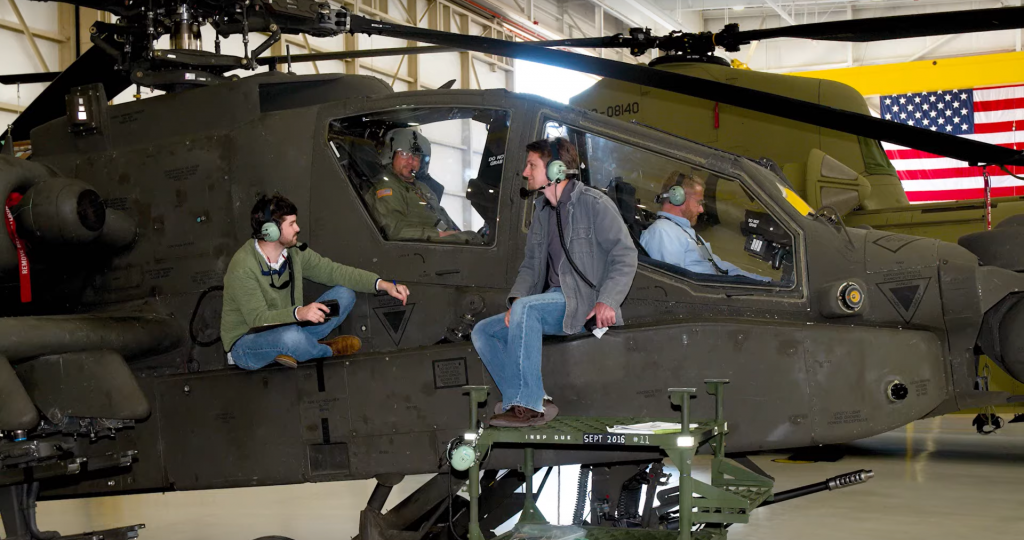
[508,184,639,333]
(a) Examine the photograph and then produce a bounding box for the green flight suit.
[368,167,483,244]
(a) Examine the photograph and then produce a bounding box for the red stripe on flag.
[973,97,1024,112]
[906,186,1024,202]
[886,141,1022,160]
[974,121,1022,134]
[897,165,1024,181]
[976,83,1024,91]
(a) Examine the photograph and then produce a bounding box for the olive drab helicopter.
[3,1,1024,538]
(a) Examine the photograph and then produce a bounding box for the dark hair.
[250,194,298,236]
[525,137,580,175]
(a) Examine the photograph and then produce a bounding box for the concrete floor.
[24,414,1024,539]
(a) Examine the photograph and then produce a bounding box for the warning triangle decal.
[878,278,930,323]
[373,303,415,345]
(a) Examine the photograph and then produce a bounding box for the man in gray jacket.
[471,137,638,427]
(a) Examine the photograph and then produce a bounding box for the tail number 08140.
[592,102,640,118]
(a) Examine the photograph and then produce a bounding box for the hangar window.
[542,120,796,288]
[328,108,509,246]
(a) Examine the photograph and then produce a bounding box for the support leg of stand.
[468,460,483,540]
[666,449,693,540]
[519,447,548,524]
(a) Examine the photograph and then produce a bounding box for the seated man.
[222,195,410,370]
[640,174,770,283]
[369,128,481,243]
[471,137,638,428]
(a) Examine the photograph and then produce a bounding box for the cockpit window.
[544,120,795,288]
[859,135,898,177]
[328,108,510,246]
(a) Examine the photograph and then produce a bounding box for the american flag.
[880,84,1024,203]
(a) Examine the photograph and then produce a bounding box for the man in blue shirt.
[640,175,770,282]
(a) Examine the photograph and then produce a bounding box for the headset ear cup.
[669,185,686,206]
[547,160,567,183]
[261,222,281,242]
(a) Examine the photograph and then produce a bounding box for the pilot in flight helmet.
[380,127,432,175]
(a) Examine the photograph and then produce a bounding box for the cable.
[188,285,224,347]
[999,164,1024,181]
[815,205,855,249]
[555,206,597,290]
[448,468,464,540]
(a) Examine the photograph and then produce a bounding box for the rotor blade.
[729,6,1024,44]
[1,45,131,142]
[348,14,1024,167]
[257,45,459,65]
[0,72,62,85]
[266,36,624,65]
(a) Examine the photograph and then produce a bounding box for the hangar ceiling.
[2,0,1023,128]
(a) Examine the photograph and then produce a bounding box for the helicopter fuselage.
[3,72,1020,498]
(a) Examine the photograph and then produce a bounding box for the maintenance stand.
[452,380,775,540]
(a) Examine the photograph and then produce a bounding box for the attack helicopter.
[3,1,1024,538]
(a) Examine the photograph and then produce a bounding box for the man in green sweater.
[221,195,410,370]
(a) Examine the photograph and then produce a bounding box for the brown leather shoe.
[489,405,548,428]
[274,354,298,368]
[495,399,558,421]
[319,335,362,357]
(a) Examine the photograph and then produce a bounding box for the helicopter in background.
[1,2,1024,538]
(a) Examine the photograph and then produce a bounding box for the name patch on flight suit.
[376,188,393,198]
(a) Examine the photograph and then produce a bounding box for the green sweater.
[220,242,380,351]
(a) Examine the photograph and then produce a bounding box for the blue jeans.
[471,288,579,413]
[230,286,357,370]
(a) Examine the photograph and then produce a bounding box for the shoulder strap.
[656,217,727,275]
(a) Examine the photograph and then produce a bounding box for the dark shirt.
[546,179,578,289]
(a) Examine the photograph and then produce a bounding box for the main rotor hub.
[170,4,202,51]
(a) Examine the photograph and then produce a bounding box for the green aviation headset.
[546,139,579,184]
[656,185,687,206]
[254,197,282,243]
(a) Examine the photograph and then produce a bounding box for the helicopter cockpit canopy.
[327,107,510,245]
[543,120,798,288]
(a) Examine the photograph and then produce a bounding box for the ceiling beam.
[6,0,49,71]
[0,18,67,43]
[620,0,695,32]
[906,34,955,63]
[763,0,797,26]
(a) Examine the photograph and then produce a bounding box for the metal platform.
[457,381,775,540]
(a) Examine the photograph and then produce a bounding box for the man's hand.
[296,303,329,324]
[379,281,411,305]
[504,298,518,327]
[586,302,616,329]
[439,230,459,237]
